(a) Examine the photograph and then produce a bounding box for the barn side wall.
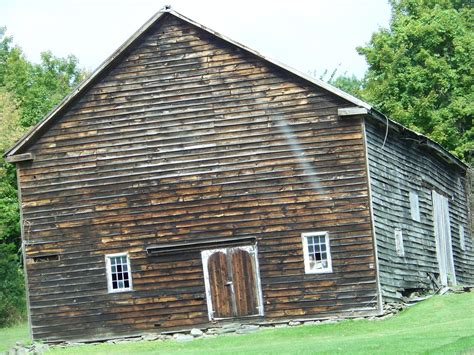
[17,15,379,342]
[365,118,473,302]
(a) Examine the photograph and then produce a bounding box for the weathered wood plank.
[16,15,378,342]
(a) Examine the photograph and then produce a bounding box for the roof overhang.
[339,107,467,169]
[3,7,467,172]
[3,8,370,159]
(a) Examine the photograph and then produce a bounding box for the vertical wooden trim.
[16,165,33,340]
[361,117,383,314]
[249,244,265,317]
[201,249,215,320]
[225,250,238,317]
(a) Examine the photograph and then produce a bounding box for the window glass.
[106,253,132,292]
[302,232,332,273]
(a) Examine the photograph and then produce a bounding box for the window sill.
[305,268,333,274]
[108,288,134,294]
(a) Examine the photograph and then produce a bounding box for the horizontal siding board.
[18,16,378,342]
[365,119,473,302]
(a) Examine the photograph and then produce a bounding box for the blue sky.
[1,0,391,79]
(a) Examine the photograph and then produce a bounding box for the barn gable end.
[13,12,379,342]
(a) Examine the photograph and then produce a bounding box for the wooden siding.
[365,119,473,301]
[17,14,378,342]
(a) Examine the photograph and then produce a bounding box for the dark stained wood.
[231,248,259,317]
[208,252,232,318]
[12,14,381,342]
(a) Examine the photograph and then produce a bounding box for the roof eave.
[4,10,170,158]
[367,108,468,170]
[4,8,466,173]
[3,8,370,158]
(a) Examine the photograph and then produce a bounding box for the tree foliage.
[0,27,85,326]
[330,75,366,101]
[356,0,473,161]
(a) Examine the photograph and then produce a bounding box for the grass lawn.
[2,293,473,354]
[0,322,29,353]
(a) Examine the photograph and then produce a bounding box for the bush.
[0,243,26,327]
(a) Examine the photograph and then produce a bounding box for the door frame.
[431,190,456,286]
[201,244,264,321]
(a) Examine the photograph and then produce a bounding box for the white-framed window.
[301,232,332,274]
[105,253,133,293]
[409,191,421,222]
[395,228,405,257]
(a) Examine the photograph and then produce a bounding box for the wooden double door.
[201,245,263,320]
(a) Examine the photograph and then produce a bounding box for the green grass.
[0,322,29,353]
[2,293,473,354]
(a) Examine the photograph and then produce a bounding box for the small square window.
[302,232,332,274]
[106,253,133,293]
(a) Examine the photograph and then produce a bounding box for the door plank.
[231,248,259,316]
[208,251,233,318]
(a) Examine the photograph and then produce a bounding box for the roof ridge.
[4,8,370,157]
[4,8,466,170]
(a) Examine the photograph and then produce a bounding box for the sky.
[1,0,392,79]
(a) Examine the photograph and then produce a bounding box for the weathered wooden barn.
[5,8,473,343]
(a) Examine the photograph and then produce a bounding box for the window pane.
[108,254,132,291]
[305,234,330,272]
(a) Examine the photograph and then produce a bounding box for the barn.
[5,8,473,343]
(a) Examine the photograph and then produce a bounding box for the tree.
[357,0,473,162]
[330,75,366,101]
[0,28,86,326]
[0,91,26,326]
[2,48,84,127]
[0,91,24,247]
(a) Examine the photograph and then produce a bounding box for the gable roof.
[4,8,467,170]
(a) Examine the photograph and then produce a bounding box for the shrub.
[0,243,26,327]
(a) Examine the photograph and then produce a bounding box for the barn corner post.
[360,116,384,315]
[337,108,383,314]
